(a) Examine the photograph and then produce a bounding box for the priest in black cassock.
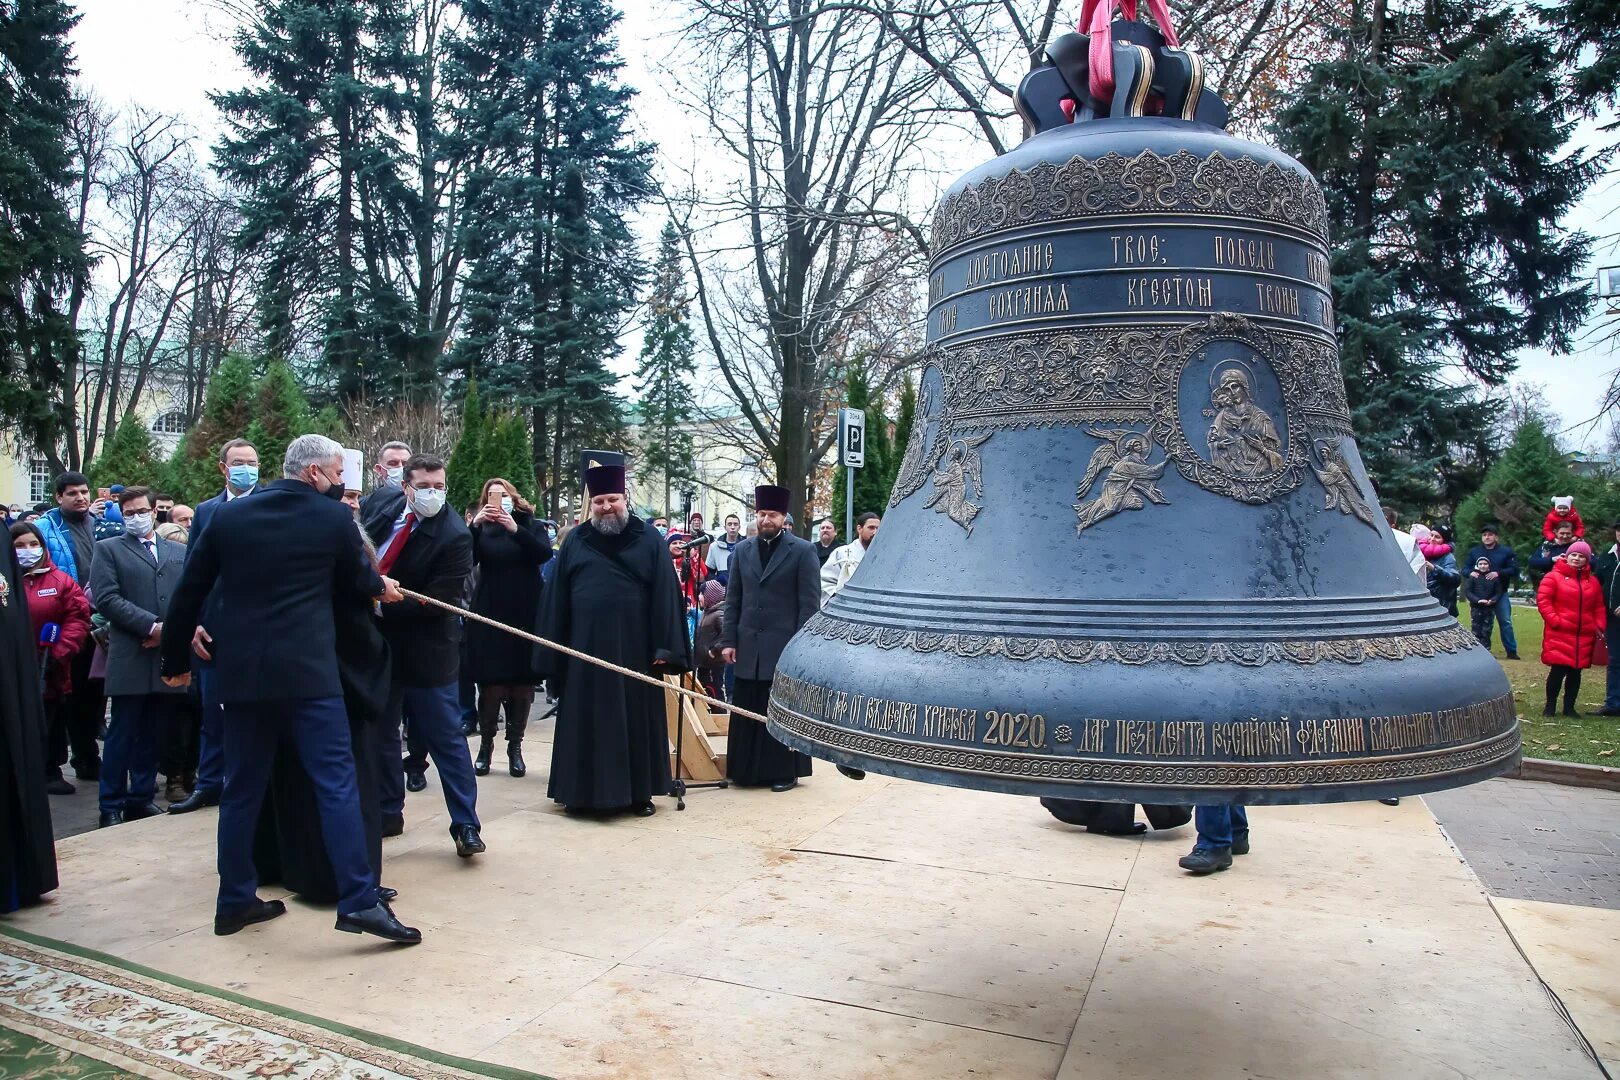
[719,484,818,791]
[538,464,691,816]
[1,542,58,913]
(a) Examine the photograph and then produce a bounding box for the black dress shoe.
[168,789,220,814]
[632,801,656,817]
[1088,821,1149,836]
[73,759,101,782]
[1599,706,1620,716]
[508,744,526,778]
[836,765,866,780]
[214,899,286,936]
[1378,797,1400,806]
[381,814,404,838]
[335,902,422,944]
[1505,652,1520,660]
[451,824,486,857]
[125,802,165,821]
[377,887,398,903]
[1178,845,1234,874]
[97,810,123,828]
[769,779,799,792]
[460,716,478,737]
[45,776,76,796]
[405,771,427,793]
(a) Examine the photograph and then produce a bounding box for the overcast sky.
[67,0,1620,448]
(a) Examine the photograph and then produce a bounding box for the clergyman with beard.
[536,465,692,816]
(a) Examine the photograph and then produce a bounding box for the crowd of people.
[0,430,890,939]
[2,437,1614,922]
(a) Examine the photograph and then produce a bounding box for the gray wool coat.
[89,532,188,697]
[720,530,822,681]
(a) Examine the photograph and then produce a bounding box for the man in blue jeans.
[1464,525,1521,660]
[1179,804,1250,874]
[366,454,483,855]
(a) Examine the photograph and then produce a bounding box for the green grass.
[1473,598,1617,766]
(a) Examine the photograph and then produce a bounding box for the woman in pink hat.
[1535,540,1607,717]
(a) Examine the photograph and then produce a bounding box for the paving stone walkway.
[1426,777,1620,911]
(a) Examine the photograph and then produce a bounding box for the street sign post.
[838,408,866,541]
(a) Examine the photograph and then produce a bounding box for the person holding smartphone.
[465,478,553,778]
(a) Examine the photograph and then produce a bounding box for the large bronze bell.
[767,19,1519,805]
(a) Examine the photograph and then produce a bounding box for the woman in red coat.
[1536,540,1607,718]
[10,523,92,793]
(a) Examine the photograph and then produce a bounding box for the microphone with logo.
[36,622,59,694]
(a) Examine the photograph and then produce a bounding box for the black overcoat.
[466,512,552,684]
[0,545,58,913]
[537,516,691,809]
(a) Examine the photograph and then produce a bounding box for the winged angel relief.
[924,434,993,535]
[1073,429,1168,537]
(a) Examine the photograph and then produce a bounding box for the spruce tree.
[244,360,314,483]
[0,0,88,467]
[634,221,698,515]
[831,365,894,525]
[1275,0,1597,514]
[212,0,413,399]
[446,0,652,517]
[88,414,163,491]
[1455,418,1571,555]
[170,352,258,502]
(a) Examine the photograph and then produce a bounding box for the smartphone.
[96,487,112,502]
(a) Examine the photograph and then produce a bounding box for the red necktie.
[378,514,415,575]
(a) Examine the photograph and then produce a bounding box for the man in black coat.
[161,434,420,943]
[1596,518,1620,717]
[365,453,482,856]
[720,485,820,791]
[169,437,260,815]
[537,465,691,815]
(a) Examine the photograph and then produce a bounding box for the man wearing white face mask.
[364,454,483,856]
[90,487,188,827]
[359,440,412,525]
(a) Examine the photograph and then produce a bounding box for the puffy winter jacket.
[19,557,92,698]
[1536,560,1607,669]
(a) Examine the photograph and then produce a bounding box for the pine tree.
[1455,418,1571,555]
[0,0,88,468]
[212,0,413,399]
[88,413,162,491]
[445,0,652,517]
[1275,0,1597,514]
[634,220,698,514]
[831,364,894,527]
[170,352,258,502]
[243,360,314,483]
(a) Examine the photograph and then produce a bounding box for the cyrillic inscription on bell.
[767,19,1518,805]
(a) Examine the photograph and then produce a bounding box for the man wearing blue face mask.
[364,454,483,857]
[169,439,261,815]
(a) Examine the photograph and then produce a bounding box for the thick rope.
[398,588,770,725]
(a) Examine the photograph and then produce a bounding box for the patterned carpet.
[0,927,545,1080]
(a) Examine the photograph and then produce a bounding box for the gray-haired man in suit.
[90,486,187,827]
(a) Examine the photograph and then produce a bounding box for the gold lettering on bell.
[1125,275,1213,308]
[964,242,1055,287]
[1211,235,1275,270]
[986,283,1071,321]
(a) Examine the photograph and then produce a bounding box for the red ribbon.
[1076,0,1181,105]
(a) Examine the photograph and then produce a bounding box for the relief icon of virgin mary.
[1205,366,1285,477]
